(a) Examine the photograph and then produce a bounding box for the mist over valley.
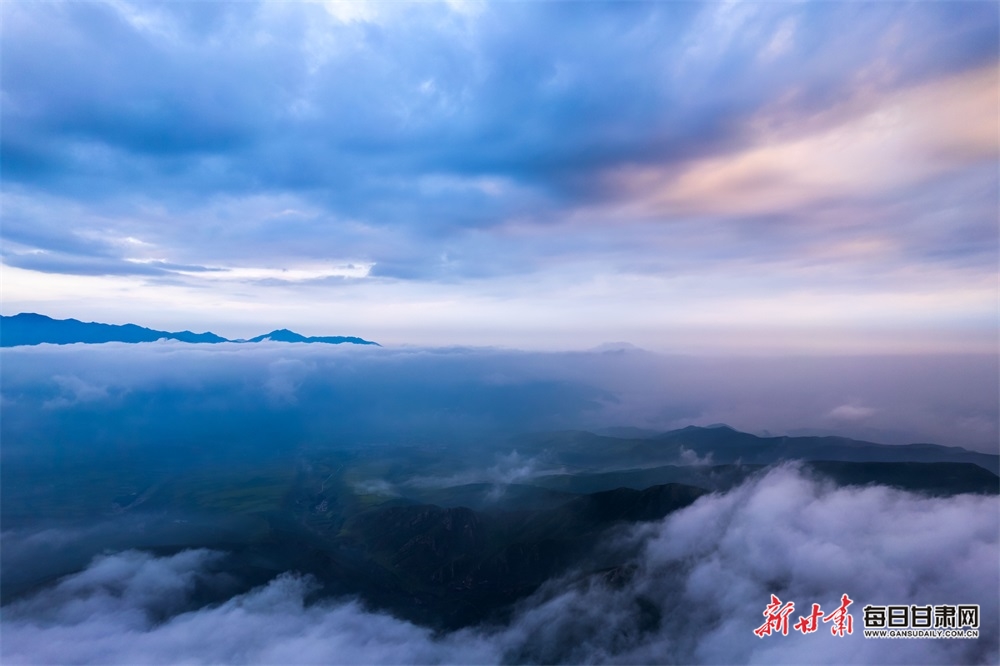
[1,343,997,663]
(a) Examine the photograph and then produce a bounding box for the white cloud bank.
[3,466,996,665]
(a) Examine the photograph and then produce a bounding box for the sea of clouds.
[1,342,997,452]
[3,465,997,665]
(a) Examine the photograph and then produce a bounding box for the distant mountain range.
[515,425,999,475]
[2,420,996,626]
[0,313,379,347]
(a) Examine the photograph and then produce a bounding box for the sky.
[1,0,998,351]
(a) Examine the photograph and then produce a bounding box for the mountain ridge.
[0,313,379,347]
[516,425,998,473]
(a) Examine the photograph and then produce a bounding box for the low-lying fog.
[2,343,997,664]
[2,342,997,453]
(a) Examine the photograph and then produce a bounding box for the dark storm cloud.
[3,466,996,664]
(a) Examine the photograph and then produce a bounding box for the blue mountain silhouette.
[0,313,378,347]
